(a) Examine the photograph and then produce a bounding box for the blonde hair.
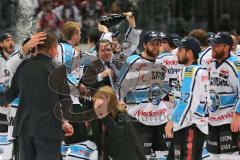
[61,21,80,41]
[93,86,126,118]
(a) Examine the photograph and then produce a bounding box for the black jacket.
[0,53,71,140]
[90,113,146,160]
[80,59,118,95]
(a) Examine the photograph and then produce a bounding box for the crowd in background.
[33,0,138,42]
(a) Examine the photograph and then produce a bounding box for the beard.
[212,50,225,60]
[3,44,14,54]
[146,47,159,58]
[177,56,188,64]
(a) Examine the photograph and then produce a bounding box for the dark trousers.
[19,136,61,160]
[131,120,168,155]
[63,104,89,144]
[13,138,20,160]
[207,124,240,154]
[167,125,206,160]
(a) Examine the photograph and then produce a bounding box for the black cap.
[207,32,215,39]
[174,37,201,55]
[143,31,161,43]
[208,32,233,46]
[0,33,13,42]
[165,33,181,48]
[159,32,167,39]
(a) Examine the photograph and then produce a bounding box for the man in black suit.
[81,39,118,95]
[0,33,74,160]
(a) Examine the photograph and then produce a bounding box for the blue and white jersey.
[198,47,212,69]
[208,55,240,126]
[57,42,81,104]
[6,50,25,74]
[235,51,240,58]
[0,54,19,114]
[156,52,183,91]
[0,54,12,95]
[172,65,210,134]
[117,54,169,126]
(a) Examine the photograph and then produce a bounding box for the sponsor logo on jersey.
[209,111,234,121]
[219,69,229,79]
[210,77,229,86]
[163,59,178,65]
[152,66,166,80]
[152,71,165,80]
[134,108,167,117]
[167,68,181,74]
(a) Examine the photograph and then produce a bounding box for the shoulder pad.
[126,54,140,64]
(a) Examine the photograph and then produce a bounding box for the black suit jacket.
[0,53,72,140]
[81,59,117,95]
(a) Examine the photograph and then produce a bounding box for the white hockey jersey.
[0,53,17,159]
[0,54,11,95]
[208,55,240,126]
[172,64,210,134]
[198,47,212,69]
[5,51,25,74]
[56,42,82,104]
[156,52,183,90]
[117,54,170,126]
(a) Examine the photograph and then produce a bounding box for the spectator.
[108,0,121,14]
[34,0,64,16]
[54,0,82,26]
[36,0,63,37]
[80,0,104,42]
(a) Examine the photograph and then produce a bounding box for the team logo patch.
[184,67,194,78]
[209,89,220,112]
[148,84,162,105]
[148,83,169,105]
[234,61,240,72]
[219,69,229,79]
